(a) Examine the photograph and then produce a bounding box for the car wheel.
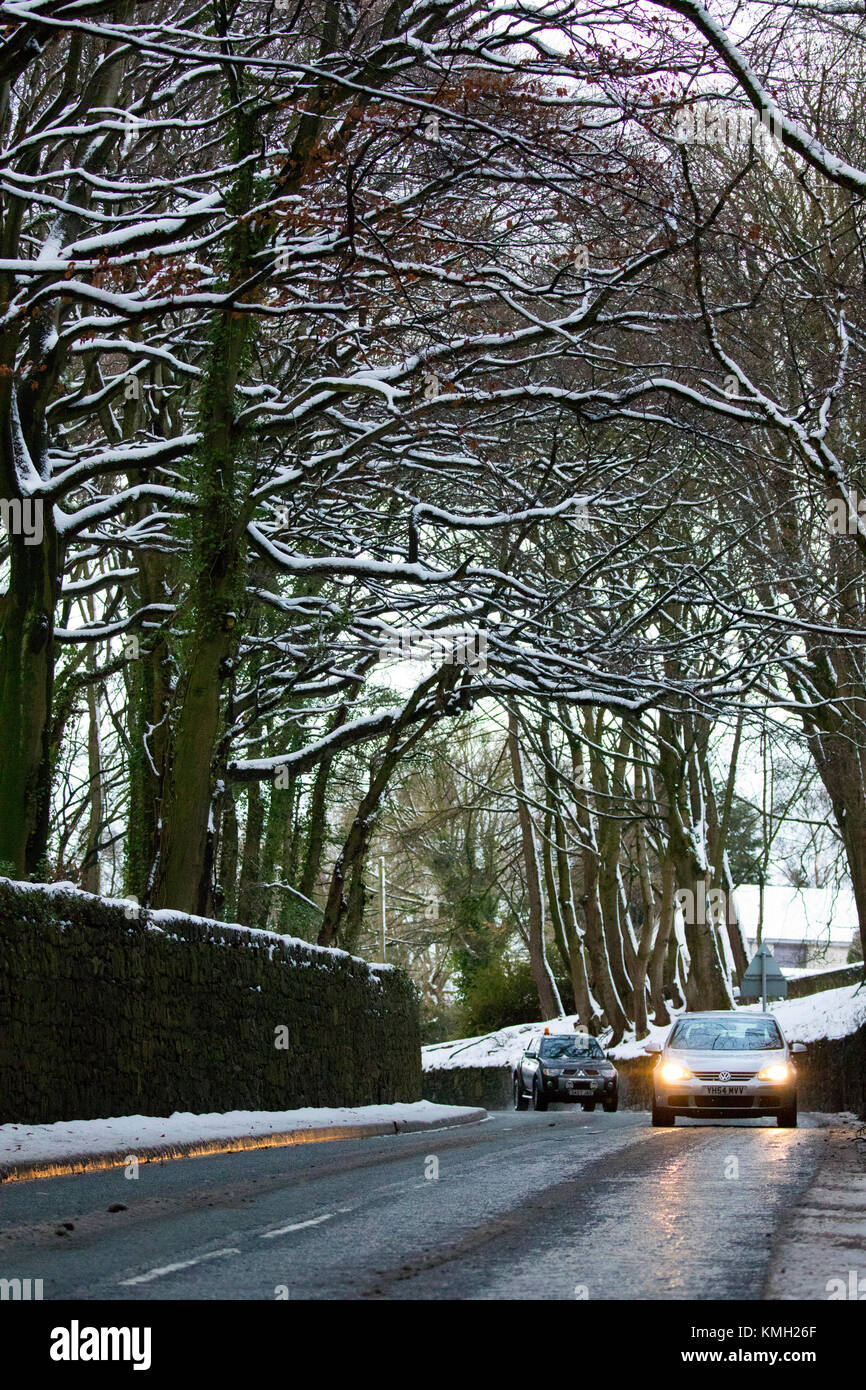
[777,1096,797,1128]
[582,1101,596,1112]
[531,1079,548,1112]
[513,1073,529,1111]
[602,1094,618,1113]
[652,1097,675,1127]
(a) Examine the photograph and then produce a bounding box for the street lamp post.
[379,855,386,962]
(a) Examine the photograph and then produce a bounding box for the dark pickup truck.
[513,1030,619,1112]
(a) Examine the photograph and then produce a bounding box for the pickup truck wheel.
[531,1079,548,1112]
[513,1074,529,1111]
[602,1094,618,1113]
[777,1097,797,1128]
[652,1098,675,1127]
[581,1101,596,1112]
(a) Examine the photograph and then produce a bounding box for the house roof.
[732,884,858,945]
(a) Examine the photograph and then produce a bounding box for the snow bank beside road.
[423,1020,546,1072]
[608,984,866,1058]
[758,982,866,1043]
[0,1101,486,1181]
[422,1013,689,1069]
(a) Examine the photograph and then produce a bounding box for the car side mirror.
[792,1042,807,1054]
[525,1051,537,1059]
[644,1041,662,1054]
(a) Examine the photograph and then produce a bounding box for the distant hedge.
[0,879,421,1124]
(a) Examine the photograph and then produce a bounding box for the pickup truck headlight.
[542,1068,558,1077]
[757,1063,791,1082]
[660,1062,693,1083]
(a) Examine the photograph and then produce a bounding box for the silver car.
[646,1011,806,1128]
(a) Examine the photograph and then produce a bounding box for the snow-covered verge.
[423,1020,559,1073]
[762,982,866,1044]
[422,983,866,1072]
[0,1102,486,1181]
[421,1013,685,1071]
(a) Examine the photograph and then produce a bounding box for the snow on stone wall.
[0,878,421,1124]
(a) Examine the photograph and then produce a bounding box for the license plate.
[705,1085,744,1096]
[568,1082,590,1092]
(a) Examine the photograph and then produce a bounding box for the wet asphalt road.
[0,1110,831,1300]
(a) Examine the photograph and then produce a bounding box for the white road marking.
[119,1247,241,1286]
[260,1212,334,1239]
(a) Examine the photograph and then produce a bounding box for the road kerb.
[0,1107,488,1184]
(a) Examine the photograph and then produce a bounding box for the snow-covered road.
[1,1108,857,1301]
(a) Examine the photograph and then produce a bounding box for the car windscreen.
[538,1036,605,1060]
[668,1018,784,1051]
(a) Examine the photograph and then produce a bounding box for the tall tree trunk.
[710,715,745,961]
[587,715,635,1010]
[694,719,748,975]
[0,477,59,877]
[125,547,173,905]
[561,706,629,1042]
[648,854,677,1025]
[256,776,293,928]
[318,675,447,946]
[237,783,265,925]
[218,789,240,920]
[82,657,103,894]
[151,105,259,914]
[0,28,127,878]
[298,705,349,899]
[658,714,734,1011]
[631,756,657,1040]
[341,850,371,954]
[507,706,563,1021]
[540,716,596,1027]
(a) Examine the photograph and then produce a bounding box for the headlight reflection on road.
[644,1148,697,1286]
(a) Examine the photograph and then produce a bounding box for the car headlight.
[660,1062,693,1083]
[542,1068,557,1077]
[757,1063,791,1082]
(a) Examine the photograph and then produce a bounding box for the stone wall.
[0,879,421,1124]
[422,1066,514,1110]
[786,964,863,999]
